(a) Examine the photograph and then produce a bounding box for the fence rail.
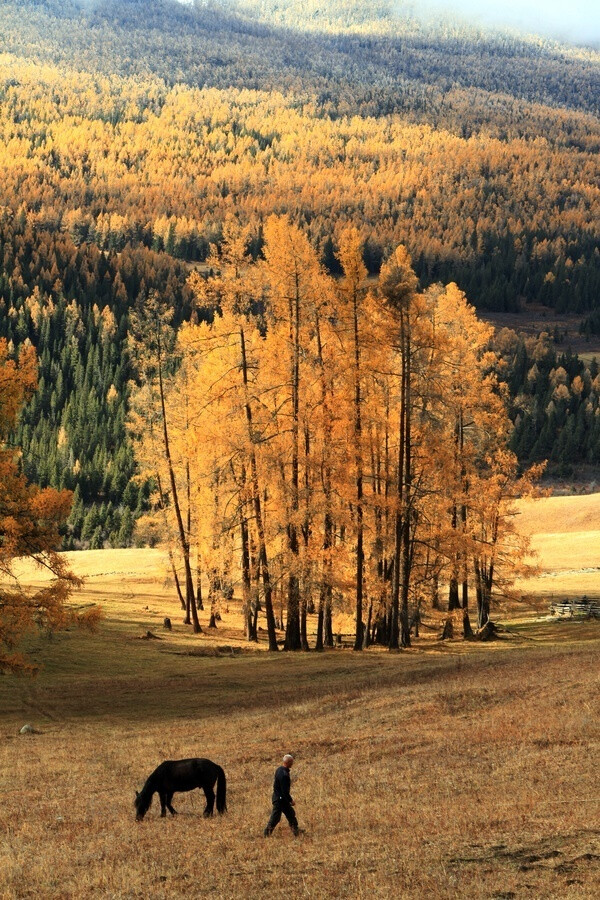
[550,600,600,619]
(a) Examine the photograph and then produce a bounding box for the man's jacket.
[272,766,293,805]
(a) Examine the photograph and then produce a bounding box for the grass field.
[516,493,600,600]
[1,496,599,899]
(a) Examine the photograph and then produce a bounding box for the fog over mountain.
[173,0,599,46]
[417,0,599,46]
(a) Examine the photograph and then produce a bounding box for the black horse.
[134,758,227,821]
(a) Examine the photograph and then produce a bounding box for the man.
[264,753,300,836]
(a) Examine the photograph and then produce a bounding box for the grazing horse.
[134,758,227,821]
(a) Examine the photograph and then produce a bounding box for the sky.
[414,0,600,45]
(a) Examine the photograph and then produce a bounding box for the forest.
[0,2,599,602]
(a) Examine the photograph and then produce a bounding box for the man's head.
[283,754,294,769]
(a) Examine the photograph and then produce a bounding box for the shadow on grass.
[1,615,597,727]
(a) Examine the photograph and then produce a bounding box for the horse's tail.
[216,765,227,814]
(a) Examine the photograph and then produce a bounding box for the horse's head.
[134,790,145,821]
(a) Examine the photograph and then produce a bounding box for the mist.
[106,0,600,47]
[408,0,600,46]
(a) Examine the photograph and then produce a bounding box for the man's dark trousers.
[265,798,298,835]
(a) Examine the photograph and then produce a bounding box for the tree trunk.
[479,587,490,629]
[300,419,310,651]
[240,484,254,642]
[251,601,259,642]
[249,538,260,643]
[284,275,302,651]
[315,513,331,652]
[239,327,278,651]
[300,600,309,651]
[315,595,324,651]
[463,607,474,639]
[475,619,497,641]
[195,546,203,610]
[440,616,454,640]
[448,504,461,611]
[448,575,460,611]
[461,550,473,638]
[157,330,200,634]
[461,496,469,611]
[314,312,334,652]
[399,320,412,649]
[168,549,186,611]
[363,597,373,649]
[324,590,334,648]
[390,309,410,651]
[474,558,492,628]
[352,286,364,651]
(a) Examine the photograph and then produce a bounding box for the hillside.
[1,0,599,312]
[517,491,600,536]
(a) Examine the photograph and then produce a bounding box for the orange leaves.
[29,487,74,526]
[0,339,37,439]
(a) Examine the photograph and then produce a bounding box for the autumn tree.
[0,340,94,674]
[260,216,327,651]
[128,292,201,633]
[336,227,369,650]
[188,218,279,650]
[377,246,421,649]
[431,284,497,635]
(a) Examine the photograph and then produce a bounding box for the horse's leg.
[202,783,215,817]
[166,793,177,816]
[159,792,167,817]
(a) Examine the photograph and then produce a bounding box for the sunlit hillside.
[515,492,600,598]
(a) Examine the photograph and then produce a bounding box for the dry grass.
[1,496,599,898]
[516,494,600,600]
[1,635,599,899]
[516,494,600,538]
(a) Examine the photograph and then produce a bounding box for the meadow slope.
[0,494,599,898]
[516,493,600,598]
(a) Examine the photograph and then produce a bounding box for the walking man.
[264,754,300,836]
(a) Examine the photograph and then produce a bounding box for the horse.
[134,758,227,821]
